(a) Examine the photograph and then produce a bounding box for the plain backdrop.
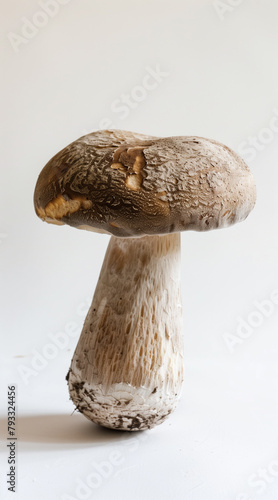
[1,1,278,499]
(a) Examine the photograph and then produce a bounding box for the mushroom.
[34,129,256,431]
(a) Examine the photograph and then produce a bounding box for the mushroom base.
[67,233,184,431]
[67,377,178,431]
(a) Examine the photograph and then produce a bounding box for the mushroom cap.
[34,130,256,237]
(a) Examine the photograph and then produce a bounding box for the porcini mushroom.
[34,129,256,431]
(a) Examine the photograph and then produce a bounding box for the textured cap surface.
[34,129,256,237]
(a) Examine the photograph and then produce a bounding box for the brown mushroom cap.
[34,129,256,237]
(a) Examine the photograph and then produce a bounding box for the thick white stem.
[68,233,184,430]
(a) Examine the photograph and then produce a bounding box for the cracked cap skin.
[34,129,256,237]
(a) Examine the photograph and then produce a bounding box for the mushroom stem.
[67,232,184,431]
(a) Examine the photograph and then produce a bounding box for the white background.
[1,0,278,499]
